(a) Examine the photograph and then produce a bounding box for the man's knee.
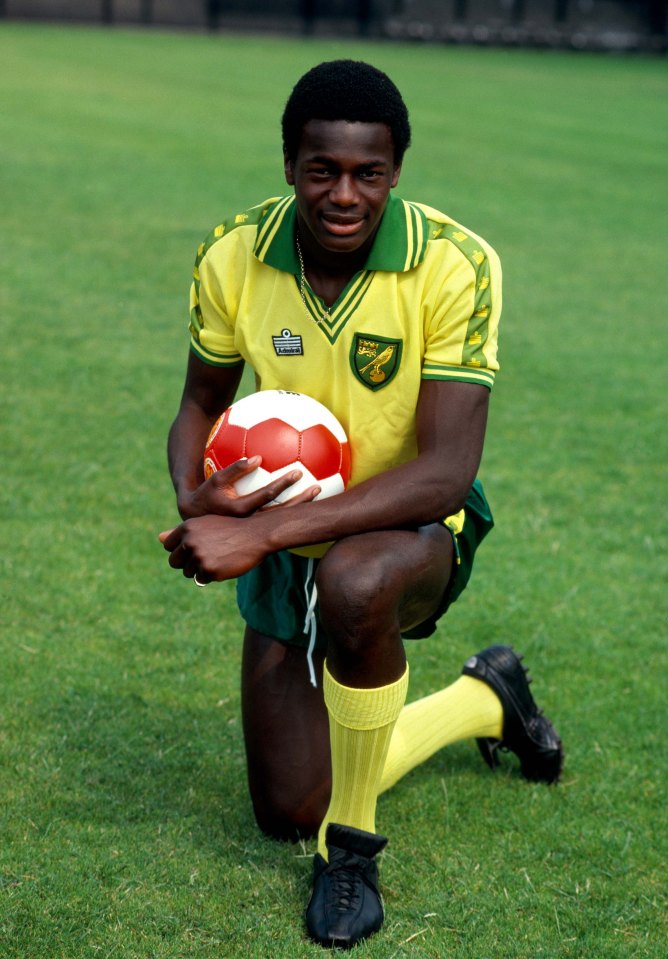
[249,778,329,842]
[315,529,453,654]
[315,538,400,642]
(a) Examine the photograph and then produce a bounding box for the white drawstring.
[303,557,319,687]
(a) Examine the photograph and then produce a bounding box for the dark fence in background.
[1,1,666,52]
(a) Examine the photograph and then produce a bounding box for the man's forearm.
[167,404,217,515]
[261,452,474,555]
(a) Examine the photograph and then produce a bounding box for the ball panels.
[204,390,351,503]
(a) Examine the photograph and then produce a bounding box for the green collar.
[253,194,429,275]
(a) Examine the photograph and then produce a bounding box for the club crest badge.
[350,333,402,391]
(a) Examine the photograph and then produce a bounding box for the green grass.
[1,21,667,958]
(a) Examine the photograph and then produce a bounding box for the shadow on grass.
[43,686,255,850]
[42,683,510,843]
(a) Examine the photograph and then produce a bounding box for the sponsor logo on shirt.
[272,328,304,356]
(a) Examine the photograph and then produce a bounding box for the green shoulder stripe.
[190,200,278,343]
[194,199,275,274]
[428,220,495,370]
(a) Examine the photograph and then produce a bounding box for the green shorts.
[236,479,494,650]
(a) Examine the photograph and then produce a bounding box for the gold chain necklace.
[295,233,331,326]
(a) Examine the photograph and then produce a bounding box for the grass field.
[1,20,667,959]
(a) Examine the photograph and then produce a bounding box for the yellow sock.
[317,662,409,860]
[379,675,503,794]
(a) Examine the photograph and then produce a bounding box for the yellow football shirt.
[189,194,501,490]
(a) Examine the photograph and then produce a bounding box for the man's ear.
[391,164,402,189]
[284,150,295,186]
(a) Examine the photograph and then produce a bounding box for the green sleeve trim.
[422,363,495,389]
[189,338,244,368]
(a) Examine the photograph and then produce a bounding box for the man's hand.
[159,513,276,583]
[178,456,319,519]
[162,463,321,583]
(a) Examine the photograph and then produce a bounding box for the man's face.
[284,119,401,257]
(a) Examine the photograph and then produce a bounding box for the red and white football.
[203,389,351,503]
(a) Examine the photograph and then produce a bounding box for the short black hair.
[281,60,411,165]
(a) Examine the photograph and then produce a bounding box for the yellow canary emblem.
[351,333,403,391]
[359,345,395,383]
